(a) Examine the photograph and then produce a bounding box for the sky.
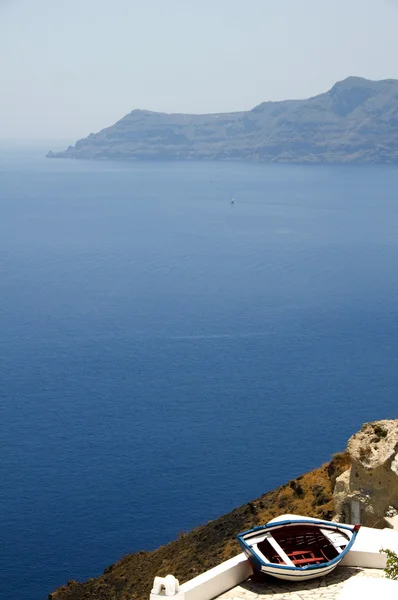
[1,0,398,140]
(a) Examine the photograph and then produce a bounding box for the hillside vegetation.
[48,77,398,164]
[49,452,350,600]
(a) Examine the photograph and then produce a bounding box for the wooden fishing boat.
[237,515,361,581]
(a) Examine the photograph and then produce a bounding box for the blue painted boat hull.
[237,516,360,582]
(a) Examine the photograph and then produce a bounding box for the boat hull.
[259,561,338,581]
[237,517,360,582]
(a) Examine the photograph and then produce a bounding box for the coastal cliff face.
[49,420,398,600]
[47,77,398,164]
[334,420,398,528]
[48,454,350,600]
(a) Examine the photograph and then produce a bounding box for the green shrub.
[248,502,257,516]
[380,548,398,580]
[278,494,289,509]
[311,484,329,507]
[289,480,304,498]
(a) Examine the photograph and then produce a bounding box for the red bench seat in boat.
[270,549,328,566]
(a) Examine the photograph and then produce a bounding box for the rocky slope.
[48,452,350,600]
[47,77,398,163]
[49,419,398,600]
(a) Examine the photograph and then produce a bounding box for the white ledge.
[149,553,252,600]
[341,525,398,569]
[149,524,398,600]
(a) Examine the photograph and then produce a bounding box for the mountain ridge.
[47,77,398,163]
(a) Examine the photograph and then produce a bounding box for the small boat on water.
[237,514,360,581]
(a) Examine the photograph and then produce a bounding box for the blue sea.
[1,145,398,600]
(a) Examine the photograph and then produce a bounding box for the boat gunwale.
[237,518,360,572]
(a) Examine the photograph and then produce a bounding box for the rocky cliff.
[47,77,398,164]
[48,453,350,600]
[334,420,398,529]
[48,420,398,600]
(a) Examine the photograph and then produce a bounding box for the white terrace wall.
[149,526,398,600]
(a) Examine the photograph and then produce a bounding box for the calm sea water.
[1,145,398,600]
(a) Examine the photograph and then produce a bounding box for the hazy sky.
[1,0,398,140]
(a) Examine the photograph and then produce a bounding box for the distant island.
[47,77,398,164]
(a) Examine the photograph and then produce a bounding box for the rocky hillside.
[48,452,350,600]
[47,77,398,163]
